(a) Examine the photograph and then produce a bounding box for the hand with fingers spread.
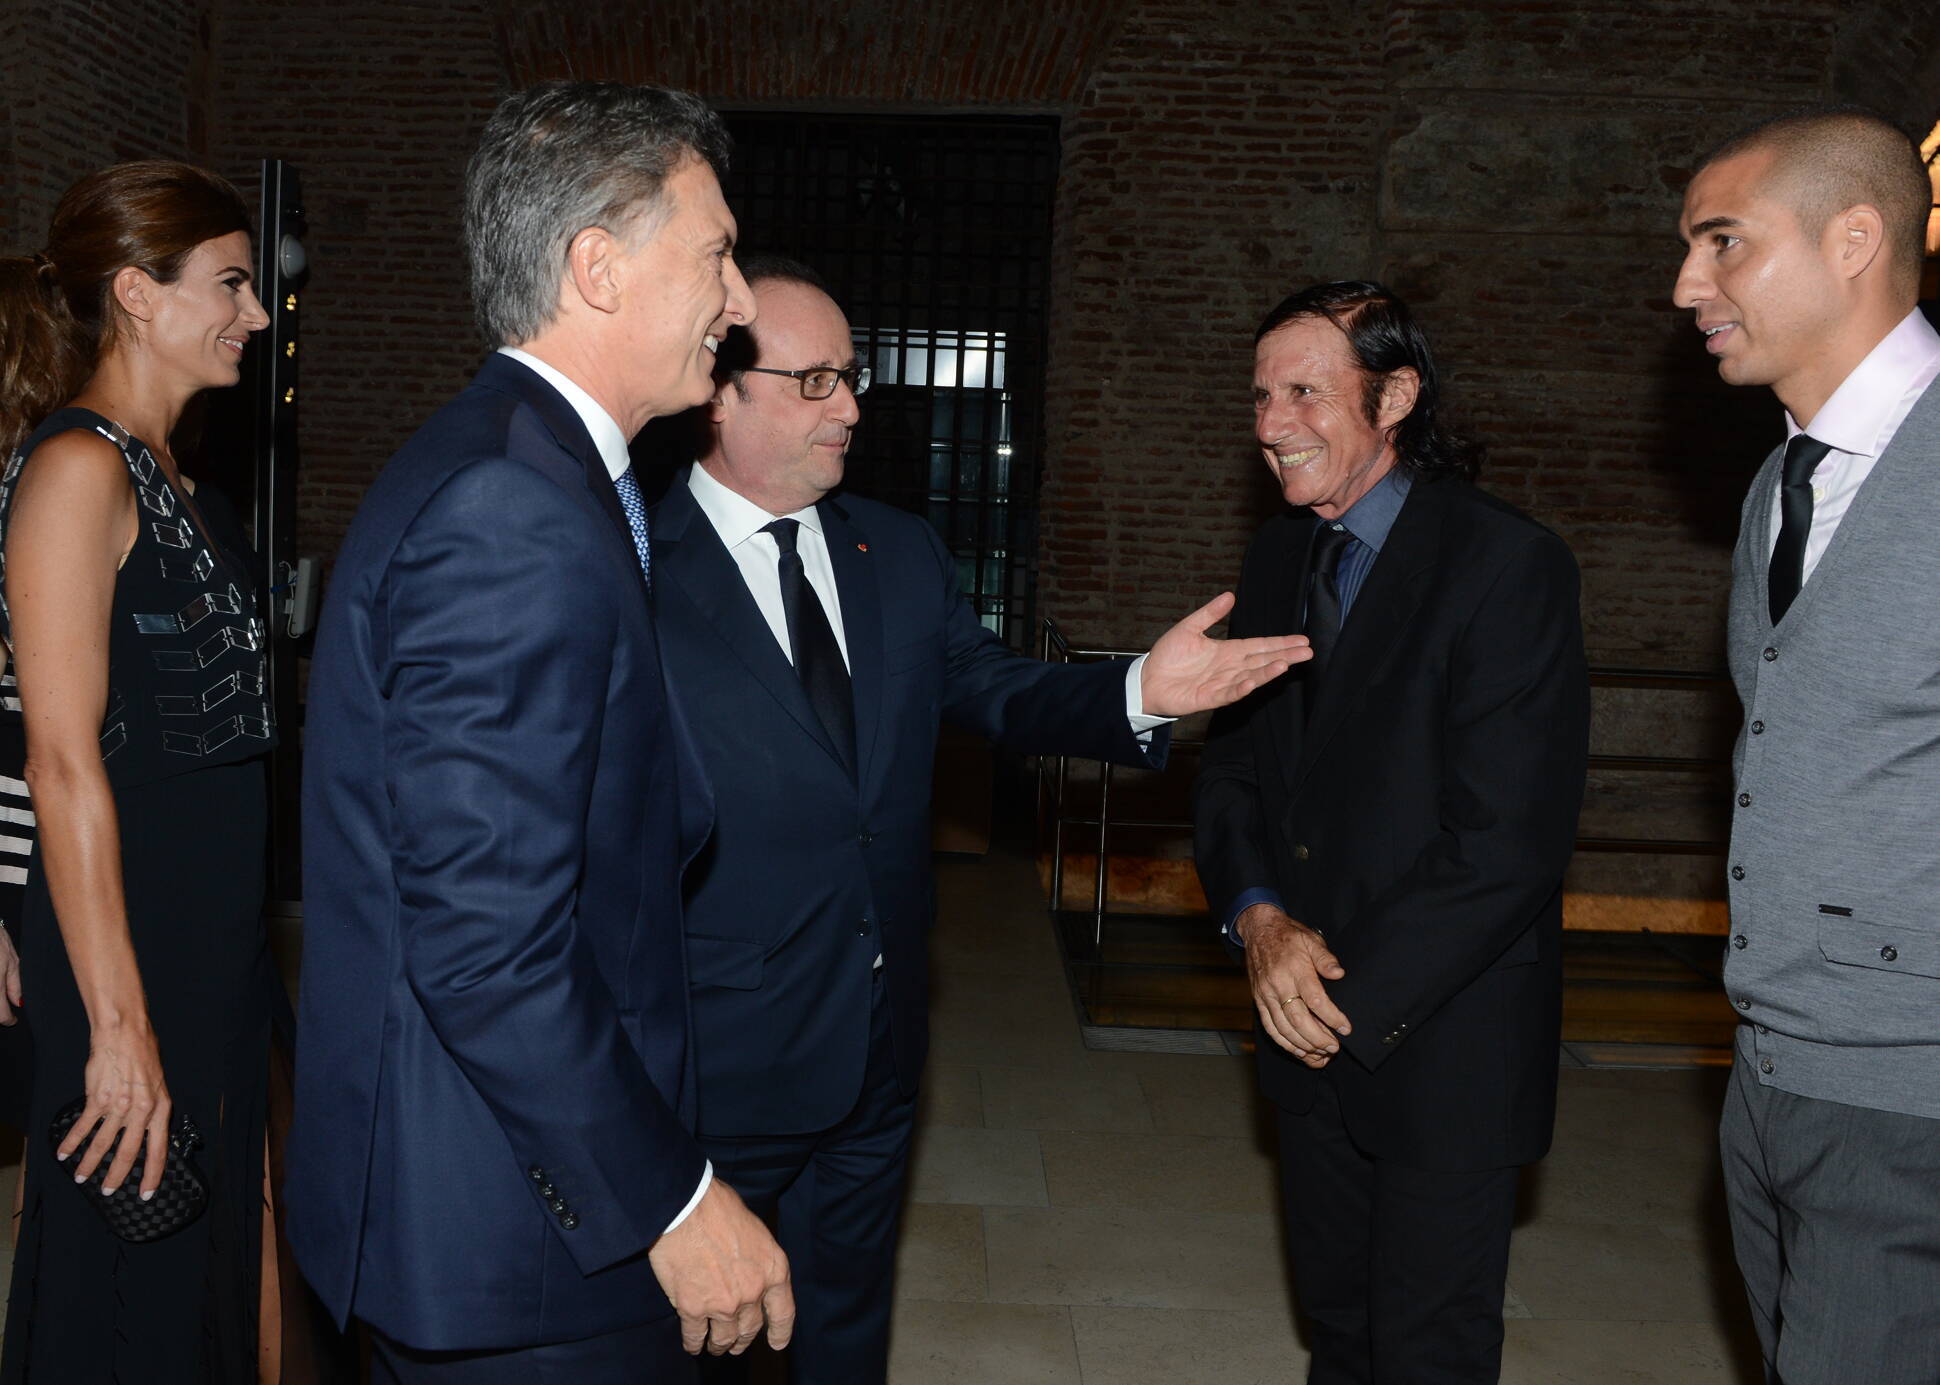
[1236,902,1350,1068]
[1140,592,1311,718]
[648,1178,795,1357]
[59,1018,172,1199]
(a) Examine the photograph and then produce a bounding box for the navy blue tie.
[612,465,651,588]
[763,519,855,771]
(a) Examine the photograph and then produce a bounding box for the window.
[722,114,1059,648]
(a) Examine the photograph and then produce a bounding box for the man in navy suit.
[289,83,795,1382]
[650,256,1308,1384]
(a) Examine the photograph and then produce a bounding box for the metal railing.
[1036,618,1734,946]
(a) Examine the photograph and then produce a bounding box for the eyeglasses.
[743,365,872,400]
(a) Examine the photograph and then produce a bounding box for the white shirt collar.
[686,461,825,548]
[1786,309,1940,457]
[496,346,632,481]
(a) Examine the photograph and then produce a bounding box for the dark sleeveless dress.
[0,409,279,1384]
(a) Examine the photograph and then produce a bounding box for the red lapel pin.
[857,543,868,552]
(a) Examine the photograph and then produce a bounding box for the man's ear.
[1377,368,1420,429]
[111,265,158,324]
[1827,203,1886,282]
[564,226,623,314]
[707,383,733,424]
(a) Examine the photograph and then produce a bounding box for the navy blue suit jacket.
[650,472,1167,1137]
[287,355,713,1351]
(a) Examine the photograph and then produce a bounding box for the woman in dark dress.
[0,162,281,1383]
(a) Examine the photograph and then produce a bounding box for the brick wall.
[1,0,204,252]
[8,0,1939,671]
[202,0,505,556]
[1039,0,1940,665]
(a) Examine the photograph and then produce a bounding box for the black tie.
[1768,433,1832,625]
[763,519,855,769]
[1302,521,1353,715]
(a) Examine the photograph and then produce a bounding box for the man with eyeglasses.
[649,254,1310,1384]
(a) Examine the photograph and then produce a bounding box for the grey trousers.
[1720,1028,1940,1385]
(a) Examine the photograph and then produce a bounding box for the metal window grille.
[722,113,1060,648]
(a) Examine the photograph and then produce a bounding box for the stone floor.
[0,846,1765,1382]
[883,849,1763,1384]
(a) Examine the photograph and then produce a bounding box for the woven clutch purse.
[47,1097,209,1243]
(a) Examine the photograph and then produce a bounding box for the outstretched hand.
[1140,592,1310,718]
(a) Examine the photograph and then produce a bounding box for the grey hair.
[463,81,732,346]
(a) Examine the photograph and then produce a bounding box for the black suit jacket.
[1194,476,1588,1171]
[651,472,1168,1137]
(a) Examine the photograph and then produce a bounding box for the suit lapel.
[1264,520,1317,806]
[821,498,883,788]
[652,480,846,768]
[473,352,646,604]
[1295,480,1442,788]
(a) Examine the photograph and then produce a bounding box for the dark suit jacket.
[1194,476,1588,1172]
[287,355,713,1351]
[651,472,1167,1136]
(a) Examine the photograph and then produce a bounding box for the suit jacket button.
[528,1166,545,1183]
[560,1212,580,1230]
[1730,866,1745,881]
[1759,1058,1774,1075]
[540,1183,557,1198]
[1762,647,1777,662]
[1381,1032,1397,1045]
[1881,945,1899,962]
[1294,844,1310,861]
[1732,935,1747,950]
[548,1197,567,1214]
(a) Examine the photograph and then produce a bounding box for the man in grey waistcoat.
[1673,106,1940,1385]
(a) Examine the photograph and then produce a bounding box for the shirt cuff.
[1222,888,1286,947]
[664,1161,713,1234]
[1125,653,1175,735]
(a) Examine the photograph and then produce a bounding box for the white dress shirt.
[1770,310,1940,582]
[496,347,713,1235]
[687,460,851,667]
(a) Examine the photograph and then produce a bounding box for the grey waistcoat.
[1727,376,1940,1119]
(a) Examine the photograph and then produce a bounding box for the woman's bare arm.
[6,429,164,1197]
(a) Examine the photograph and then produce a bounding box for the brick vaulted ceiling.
[494,0,1136,108]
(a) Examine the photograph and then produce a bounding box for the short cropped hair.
[1698,106,1930,300]
[464,81,732,345]
[1254,280,1482,481]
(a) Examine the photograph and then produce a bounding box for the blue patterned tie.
[612,465,651,589]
